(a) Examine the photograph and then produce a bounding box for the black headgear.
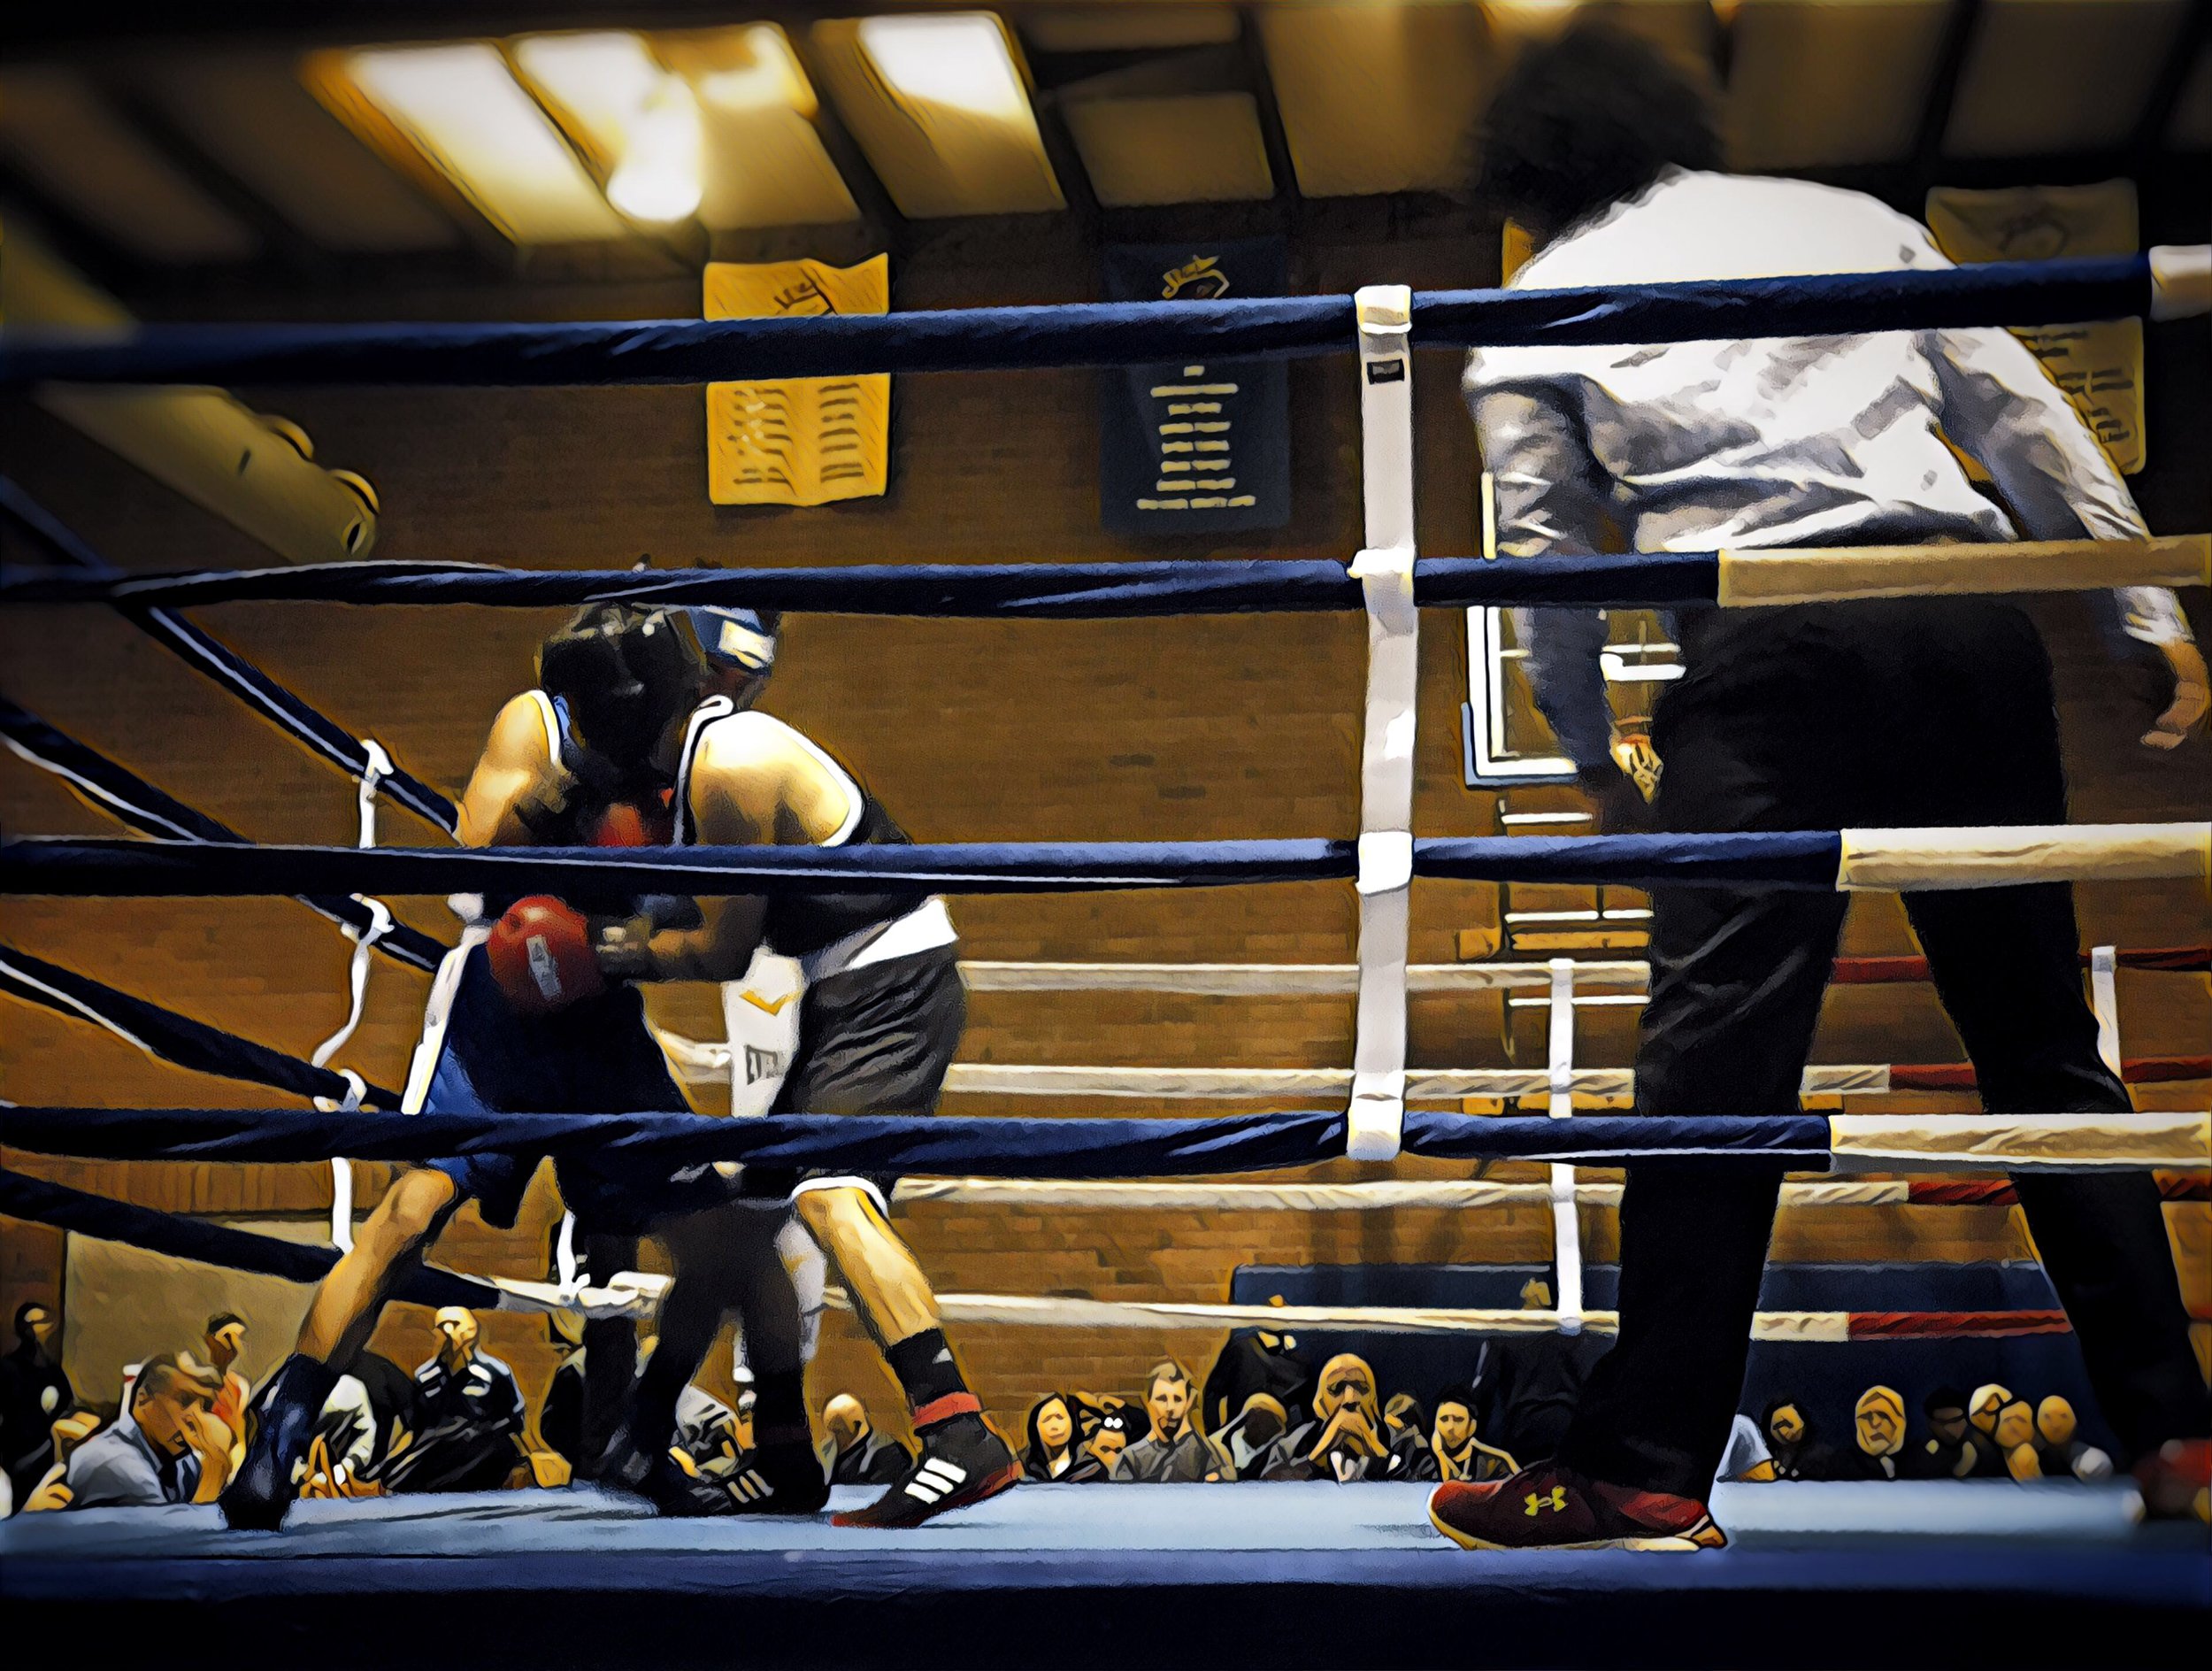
[537,604,714,794]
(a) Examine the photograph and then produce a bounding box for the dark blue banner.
[1102,239,1291,535]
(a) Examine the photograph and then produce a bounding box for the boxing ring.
[4,250,2210,1665]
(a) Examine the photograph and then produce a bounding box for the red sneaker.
[2133,1438,2210,1522]
[1429,1460,1725,1552]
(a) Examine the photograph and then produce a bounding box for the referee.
[1431,22,2208,1552]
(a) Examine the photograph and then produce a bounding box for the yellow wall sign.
[1925,181,2145,474]
[704,255,889,506]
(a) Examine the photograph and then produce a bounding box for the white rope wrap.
[1829,1111,2210,1171]
[1715,533,2210,608]
[888,1176,2192,1210]
[2089,944,2122,1078]
[311,740,396,1253]
[1837,820,2210,890]
[2149,243,2212,321]
[1347,281,1418,1163]
[816,1290,1886,1344]
[958,958,1648,993]
[654,1051,1897,1099]
[1546,958,1584,1332]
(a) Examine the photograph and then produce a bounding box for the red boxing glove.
[588,801,672,848]
[486,896,607,1014]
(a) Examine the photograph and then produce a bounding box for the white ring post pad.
[1348,285,1417,1162]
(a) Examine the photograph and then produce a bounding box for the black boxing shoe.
[220,1355,337,1531]
[707,1436,830,1516]
[832,1408,1020,1529]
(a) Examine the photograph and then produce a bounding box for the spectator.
[1908,1386,1981,1481]
[17,1411,105,1513]
[1966,1383,2016,1478]
[1,1300,76,1503]
[823,1393,911,1486]
[1415,1390,1517,1484]
[1762,1398,1837,1481]
[62,1353,228,1508]
[382,1306,525,1494]
[1837,1385,1907,1481]
[2032,1395,2113,1482]
[1023,1393,1081,1482]
[1064,1406,1130,1482]
[539,1306,588,1467]
[1220,1392,1289,1477]
[1383,1393,1428,1473]
[1714,1412,1777,1485]
[1472,1280,1601,1466]
[1201,1313,1313,1433]
[1257,1354,1409,1482]
[202,1313,250,1449]
[1113,1360,1235,1482]
[1995,1398,2043,1482]
[348,1350,417,1471]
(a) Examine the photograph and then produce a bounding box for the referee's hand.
[2143,640,2209,751]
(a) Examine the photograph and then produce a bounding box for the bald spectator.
[382,1307,524,1494]
[1257,1354,1409,1482]
[1113,1361,1235,1482]
[823,1394,910,1486]
[63,1354,228,1508]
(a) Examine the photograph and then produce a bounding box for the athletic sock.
[884,1328,978,1430]
[752,1367,810,1450]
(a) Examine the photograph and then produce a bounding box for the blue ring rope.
[0,1105,1834,1170]
[0,480,457,835]
[0,832,1848,897]
[0,257,2152,387]
[0,551,1731,614]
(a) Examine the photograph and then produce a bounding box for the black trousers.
[1559,597,2209,1498]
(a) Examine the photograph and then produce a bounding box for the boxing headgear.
[684,606,780,677]
[538,604,716,794]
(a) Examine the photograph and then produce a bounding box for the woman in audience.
[1022,1393,1081,1482]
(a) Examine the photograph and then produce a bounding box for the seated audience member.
[1473,1280,1599,1466]
[19,1411,105,1512]
[1909,1385,1981,1480]
[1837,1385,1907,1481]
[1114,1360,1235,1482]
[311,1373,381,1486]
[1220,1393,1288,1477]
[1416,1390,1517,1484]
[382,1307,525,1494]
[2032,1395,2112,1482]
[62,1354,228,1508]
[1995,1398,2044,1482]
[1,1300,76,1503]
[1966,1382,2016,1478]
[349,1350,416,1470]
[1202,1314,1313,1434]
[1257,1354,1409,1482]
[1383,1394,1428,1473]
[1714,1412,1777,1485]
[1762,1398,1838,1481]
[823,1393,911,1486]
[539,1307,588,1467]
[202,1313,250,1450]
[1023,1393,1083,1482]
[1065,1407,1131,1482]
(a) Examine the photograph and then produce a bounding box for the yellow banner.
[704,255,889,506]
[1925,181,2144,474]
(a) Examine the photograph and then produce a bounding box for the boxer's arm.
[456,695,568,848]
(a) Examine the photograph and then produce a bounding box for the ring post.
[1348,284,1417,1162]
[1546,959,1586,1332]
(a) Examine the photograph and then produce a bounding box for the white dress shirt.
[1463,168,2191,768]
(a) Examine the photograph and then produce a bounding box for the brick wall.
[4,206,2205,1444]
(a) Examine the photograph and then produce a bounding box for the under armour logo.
[1524,1487,1567,1516]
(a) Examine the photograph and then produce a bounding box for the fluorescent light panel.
[812,12,1063,218]
[337,42,626,243]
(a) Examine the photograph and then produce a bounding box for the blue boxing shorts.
[406,930,727,1236]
